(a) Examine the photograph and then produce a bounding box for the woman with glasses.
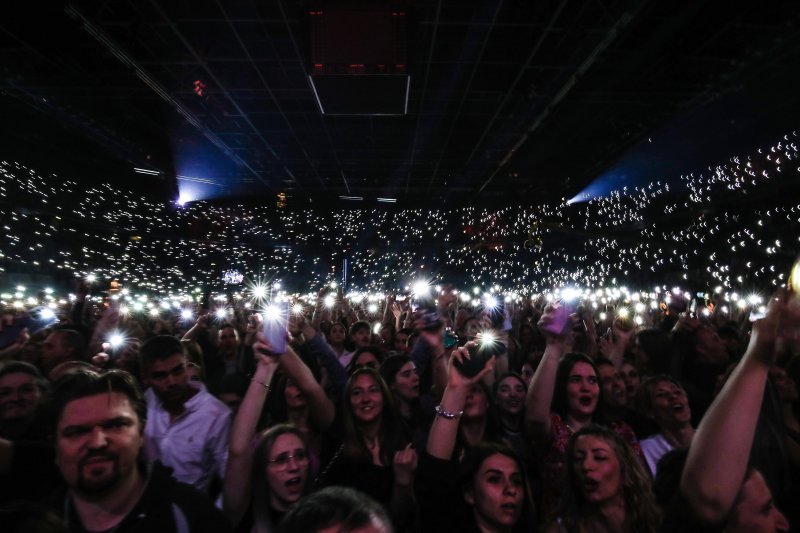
[223,333,334,532]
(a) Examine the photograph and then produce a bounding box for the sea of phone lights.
[1,130,799,326]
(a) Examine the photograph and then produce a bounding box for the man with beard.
[139,335,231,494]
[49,369,230,532]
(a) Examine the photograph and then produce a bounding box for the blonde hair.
[560,424,661,533]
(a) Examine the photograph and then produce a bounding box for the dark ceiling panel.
[0,0,798,208]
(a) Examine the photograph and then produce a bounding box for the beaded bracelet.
[434,404,463,420]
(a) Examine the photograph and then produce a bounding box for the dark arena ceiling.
[2,0,799,210]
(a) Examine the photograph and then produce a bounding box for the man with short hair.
[0,361,46,440]
[48,369,231,532]
[41,329,86,376]
[139,335,231,494]
[182,316,248,393]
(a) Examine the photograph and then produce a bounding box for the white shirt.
[641,432,674,477]
[144,384,232,493]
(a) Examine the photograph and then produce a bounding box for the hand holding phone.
[453,336,505,377]
[538,299,574,336]
[262,302,289,355]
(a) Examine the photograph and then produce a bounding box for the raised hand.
[611,317,636,348]
[392,443,418,487]
[447,343,496,389]
[253,331,284,364]
[748,288,800,367]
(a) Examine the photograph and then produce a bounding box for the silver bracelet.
[251,378,270,392]
[434,404,463,420]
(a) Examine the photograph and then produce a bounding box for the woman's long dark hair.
[458,442,537,531]
[560,424,661,533]
[340,367,407,464]
[551,352,606,423]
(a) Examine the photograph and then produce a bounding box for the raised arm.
[223,335,279,527]
[277,342,335,431]
[297,319,348,400]
[524,303,571,440]
[182,312,209,342]
[426,346,496,460]
[680,290,799,524]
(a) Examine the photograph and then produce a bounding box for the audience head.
[620,361,641,405]
[459,316,481,340]
[252,424,310,521]
[41,329,85,374]
[346,346,383,374]
[216,323,239,354]
[379,354,419,403]
[378,322,395,346]
[349,321,372,349]
[279,486,393,533]
[595,357,627,409]
[218,372,247,414]
[139,335,190,405]
[562,424,660,532]
[343,367,393,429]
[463,379,493,422]
[493,372,526,418]
[768,366,798,404]
[636,375,692,430]
[340,368,403,464]
[326,321,347,346]
[0,361,46,423]
[726,468,789,532]
[48,370,146,496]
[458,442,531,531]
[394,328,412,353]
[552,353,600,423]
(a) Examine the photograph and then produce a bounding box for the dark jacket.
[54,461,232,533]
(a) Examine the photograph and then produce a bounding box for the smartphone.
[454,337,506,377]
[443,328,459,350]
[262,302,289,354]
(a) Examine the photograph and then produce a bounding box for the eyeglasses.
[268,449,309,469]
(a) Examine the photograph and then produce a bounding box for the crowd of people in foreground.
[1,282,799,533]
